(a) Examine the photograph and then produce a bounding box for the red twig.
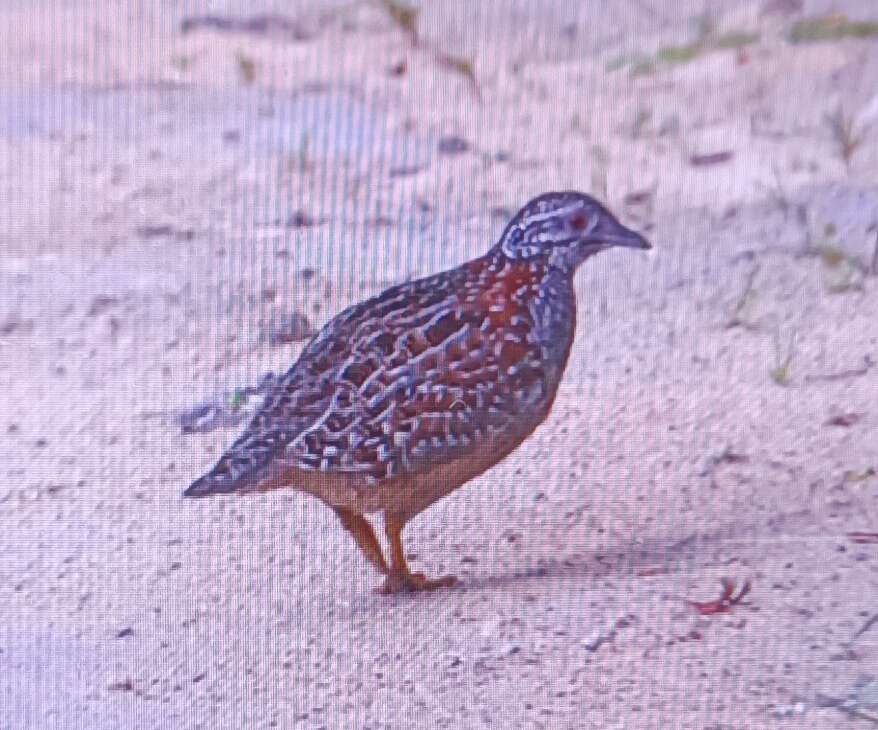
[689,577,751,615]
[848,532,878,545]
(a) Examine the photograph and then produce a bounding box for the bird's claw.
[379,570,458,594]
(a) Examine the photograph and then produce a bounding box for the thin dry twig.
[378,0,419,43]
[851,613,878,642]
[824,106,868,170]
[433,50,482,100]
[804,355,875,383]
[824,412,864,427]
[690,150,734,166]
[765,165,792,219]
[770,328,796,386]
[376,0,481,98]
[726,264,760,329]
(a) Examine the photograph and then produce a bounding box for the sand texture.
[1,1,878,728]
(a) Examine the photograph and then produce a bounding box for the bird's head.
[497,191,651,271]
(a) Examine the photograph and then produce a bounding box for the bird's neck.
[465,251,577,363]
[527,265,577,372]
[466,251,557,309]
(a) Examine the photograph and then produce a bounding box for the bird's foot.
[379,569,458,594]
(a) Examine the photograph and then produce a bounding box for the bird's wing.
[187,257,570,496]
[185,270,459,495]
[182,366,333,495]
[283,261,560,486]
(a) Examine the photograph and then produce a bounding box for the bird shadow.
[456,504,819,593]
[338,505,821,614]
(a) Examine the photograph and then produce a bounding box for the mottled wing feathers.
[182,367,330,495]
[282,253,571,486]
[186,252,576,496]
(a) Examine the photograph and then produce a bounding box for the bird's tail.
[183,425,289,498]
[183,446,264,498]
[183,467,245,498]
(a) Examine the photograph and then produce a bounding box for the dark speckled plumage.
[185,191,650,593]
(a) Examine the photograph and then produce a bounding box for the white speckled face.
[500,194,595,259]
[498,191,649,268]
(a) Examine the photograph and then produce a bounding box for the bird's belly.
[259,419,544,518]
[369,428,536,518]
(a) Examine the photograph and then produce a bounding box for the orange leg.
[380,512,457,594]
[333,507,389,575]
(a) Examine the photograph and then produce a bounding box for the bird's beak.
[592,217,652,250]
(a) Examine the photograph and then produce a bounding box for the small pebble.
[0,314,34,335]
[267,311,313,345]
[581,630,609,652]
[437,135,470,155]
[773,701,806,717]
[179,403,236,434]
[286,211,319,228]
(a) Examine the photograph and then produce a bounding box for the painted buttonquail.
[185,192,651,593]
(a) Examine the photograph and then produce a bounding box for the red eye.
[570,214,589,230]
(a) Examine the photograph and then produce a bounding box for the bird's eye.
[570,213,589,230]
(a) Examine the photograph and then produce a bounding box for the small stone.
[135,224,175,239]
[389,165,426,178]
[760,0,803,16]
[267,311,313,345]
[814,693,842,708]
[437,135,470,155]
[773,701,806,717]
[0,314,33,335]
[689,151,734,167]
[86,294,119,317]
[856,678,878,709]
[581,630,607,651]
[179,402,234,434]
[286,211,319,228]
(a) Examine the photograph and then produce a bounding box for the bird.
[184,191,651,593]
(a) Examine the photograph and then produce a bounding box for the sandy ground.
[2,1,878,728]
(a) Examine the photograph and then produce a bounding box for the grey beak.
[593,217,652,250]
